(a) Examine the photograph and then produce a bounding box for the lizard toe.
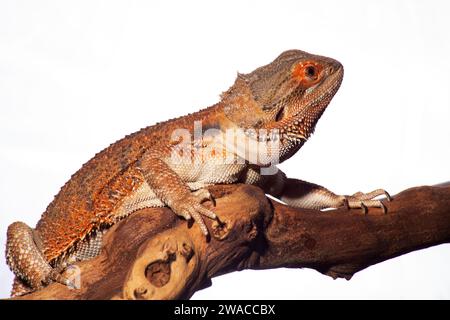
[192,188,216,206]
[188,208,210,236]
[341,188,391,214]
[346,198,387,214]
[351,188,391,201]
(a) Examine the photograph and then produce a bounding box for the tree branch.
[13,183,450,299]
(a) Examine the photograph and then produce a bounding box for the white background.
[0,0,449,299]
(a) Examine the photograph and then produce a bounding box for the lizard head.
[222,49,343,148]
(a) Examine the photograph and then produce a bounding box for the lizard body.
[5,50,389,296]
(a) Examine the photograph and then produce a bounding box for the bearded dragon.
[5,49,390,297]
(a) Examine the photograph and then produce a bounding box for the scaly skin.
[5,50,390,296]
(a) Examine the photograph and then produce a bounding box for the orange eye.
[305,65,316,78]
[292,62,322,83]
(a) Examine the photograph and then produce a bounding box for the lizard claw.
[360,202,368,215]
[380,201,388,214]
[205,192,216,207]
[384,191,392,202]
[341,197,350,211]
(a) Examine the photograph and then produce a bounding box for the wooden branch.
[13,183,450,299]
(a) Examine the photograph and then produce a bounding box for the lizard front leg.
[261,169,390,213]
[138,150,217,236]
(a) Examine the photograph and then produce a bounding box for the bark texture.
[12,183,450,299]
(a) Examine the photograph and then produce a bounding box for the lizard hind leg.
[6,221,69,296]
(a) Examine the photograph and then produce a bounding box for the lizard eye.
[305,66,316,78]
